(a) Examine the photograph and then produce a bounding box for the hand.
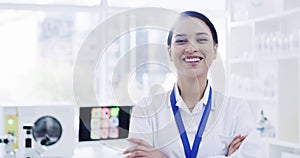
[226,135,247,156]
[123,138,166,158]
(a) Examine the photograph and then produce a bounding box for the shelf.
[230,7,300,27]
[228,1,300,157]
[231,95,277,102]
[229,54,300,63]
[264,138,300,149]
[229,20,253,28]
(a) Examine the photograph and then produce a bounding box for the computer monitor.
[79,106,132,142]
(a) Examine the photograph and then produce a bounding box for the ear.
[168,47,173,61]
[213,44,218,60]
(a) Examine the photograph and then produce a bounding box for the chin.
[183,69,206,78]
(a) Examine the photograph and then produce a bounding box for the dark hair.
[167,11,218,47]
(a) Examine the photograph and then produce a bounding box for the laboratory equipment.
[0,134,16,158]
[18,105,75,158]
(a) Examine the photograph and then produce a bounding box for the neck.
[177,75,208,110]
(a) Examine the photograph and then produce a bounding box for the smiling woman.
[125,11,264,158]
[167,13,218,81]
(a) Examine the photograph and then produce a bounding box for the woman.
[124,11,263,158]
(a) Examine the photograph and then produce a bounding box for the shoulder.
[212,90,251,114]
[132,91,170,117]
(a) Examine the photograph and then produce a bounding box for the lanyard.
[170,85,212,158]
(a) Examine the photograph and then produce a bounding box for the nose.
[184,42,198,53]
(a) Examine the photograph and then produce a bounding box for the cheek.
[201,46,216,57]
[171,46,183,53]
[170,47,182,58]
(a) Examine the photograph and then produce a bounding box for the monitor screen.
[79,106,132,142]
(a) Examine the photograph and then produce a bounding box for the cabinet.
[227,0,300,157]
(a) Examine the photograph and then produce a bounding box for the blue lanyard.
[170,85,212,158]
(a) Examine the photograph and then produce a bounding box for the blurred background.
[0,0,299,158]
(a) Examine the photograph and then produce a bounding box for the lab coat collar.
[169,80,215,112]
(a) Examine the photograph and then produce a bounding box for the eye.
[197,38,208,43]
[175,39,188,45]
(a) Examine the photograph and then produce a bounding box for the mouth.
[183,56,204,63]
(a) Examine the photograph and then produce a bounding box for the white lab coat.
[129,83,265,158]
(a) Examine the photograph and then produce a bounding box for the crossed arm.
[123,135,246,158]
[124,96,263,158]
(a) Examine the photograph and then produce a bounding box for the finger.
[229,136,242,147]
[124,155,132,158]
[233,135,246,146]
[227,135,245,156]
[127,138,152,147]
[134,151,148,157]
[228,136,243,151]
[123,145,149,154]
[229,139,243,151]
[124,154,144,158]
[227,141,242,156]
[123,150,130,154]
[230,134,247,146]
[125,155,146,158]
[228,141,243,155]
[124,151,147,158]
[240,135,247,141]
[232,141,243,150]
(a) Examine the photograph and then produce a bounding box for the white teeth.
[185,58,200,62]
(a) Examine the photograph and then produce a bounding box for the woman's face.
[168,17,218,79]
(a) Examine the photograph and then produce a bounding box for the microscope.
[0,133,16,158]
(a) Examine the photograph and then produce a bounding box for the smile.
[183,57,204,63]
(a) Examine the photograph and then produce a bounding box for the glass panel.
[95,25,176,104]
[0,0,101,6]
[0,10,100,104]
[107,0,225,11]
[0,1,226,106]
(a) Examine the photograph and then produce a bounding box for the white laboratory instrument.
[18,105,75,158]
[0,134,16,158]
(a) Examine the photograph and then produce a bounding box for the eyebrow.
[174,32,209,37]
[174,34,187,37]
[196,32,209,36]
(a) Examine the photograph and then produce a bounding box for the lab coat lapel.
[203,91,224,136]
